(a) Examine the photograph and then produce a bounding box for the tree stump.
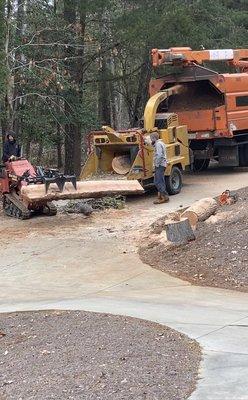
[164,217,195,244]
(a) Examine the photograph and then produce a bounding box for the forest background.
[0,0,247,175]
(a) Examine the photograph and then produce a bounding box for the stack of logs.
[164,198,218,244]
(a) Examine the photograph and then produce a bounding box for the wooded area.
[0,0,247,175]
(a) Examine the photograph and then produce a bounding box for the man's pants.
[154,166,168,195]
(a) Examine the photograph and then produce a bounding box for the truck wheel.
[193,158,210,171]
[166,166,182,195]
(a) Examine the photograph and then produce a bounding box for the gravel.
[0,310,201,400]
[140,187,248,292]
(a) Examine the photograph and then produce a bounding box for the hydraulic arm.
[152,47,248,72]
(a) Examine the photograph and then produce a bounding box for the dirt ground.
[140,187,248,292]
[0,311,201,400]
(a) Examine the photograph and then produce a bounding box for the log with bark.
[21,180,144,203]
[181,197,218,228]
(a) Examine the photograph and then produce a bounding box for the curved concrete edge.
[2,169,248,399]
[191,351,248,400]
[1,296,248,400]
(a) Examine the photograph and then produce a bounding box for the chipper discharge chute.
[80,88,191,194]
[0,158,143,219]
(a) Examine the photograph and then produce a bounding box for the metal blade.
[55,176,66,192]
[43,175,77,193]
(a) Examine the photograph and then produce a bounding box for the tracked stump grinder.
[0,159,78,219]
[0,158,143,219]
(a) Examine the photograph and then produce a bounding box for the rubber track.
[45,202,57,216]
[4,193,31,219]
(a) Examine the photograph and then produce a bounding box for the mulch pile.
[0,310,201,400]
[168,81,223,112]
[140,187,248,292]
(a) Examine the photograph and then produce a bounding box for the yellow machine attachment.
[81,87,190,194]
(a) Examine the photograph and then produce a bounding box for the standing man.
[2,131,21,162]
[150,132,169,204]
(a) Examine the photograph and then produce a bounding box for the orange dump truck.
[151,47,248,169]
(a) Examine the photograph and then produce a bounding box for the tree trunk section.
[13,0,25,134]
[73,125,82,177]
[64,121,74,175]
[63,1,85,177]
[180,211,198,230]
[181,198,218,223]
[0,0,7,145]
[21,179,144,202]
[131,51,151,126]
[3,0,14,131]
[112,155,131,175]
[56,123,63,169]
[97,11,112,126]
[37,141,43,165]
[164,218,195,244]
[98,57,111,125]
[25,138,31,159]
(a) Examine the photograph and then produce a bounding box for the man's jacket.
[2,140,21,162]
[153,139,167,168]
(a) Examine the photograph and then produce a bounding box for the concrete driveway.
[1,166,248,400]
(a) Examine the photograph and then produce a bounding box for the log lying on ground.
[181,197,218,228]
[164,217,195,244]
[21,180,144,203]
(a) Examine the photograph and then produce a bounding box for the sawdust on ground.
[0,310,201,400]
[0,204,130,245]
[140,187,248,292]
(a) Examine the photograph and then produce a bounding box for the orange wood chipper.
[151,47,248,169]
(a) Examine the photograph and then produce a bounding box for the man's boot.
[161,193,170,203]
[153,192,161,204]
[153,193,169,204]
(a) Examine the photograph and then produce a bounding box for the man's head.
[150,132,159,145]
[6,131,16,142]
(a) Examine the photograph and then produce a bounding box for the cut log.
[180,210,198,229]
[21,180,144,203]
[181,197,218,224]
[112,155,131,175]
[151,211,181,234]
[164,217,195,244]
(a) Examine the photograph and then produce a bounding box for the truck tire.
[166,166,182,195]
[193,158,210,171]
